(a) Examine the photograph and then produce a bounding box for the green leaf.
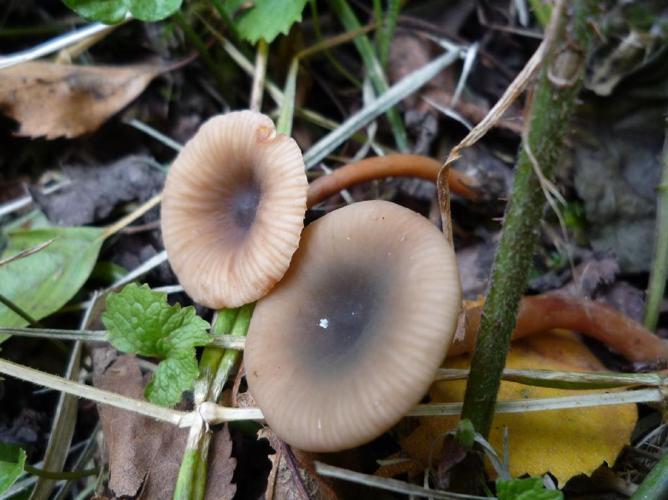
[145,354,200,406]
[62,0,129,24]
[102,283,211,406]
[62,0,182,23]
[224,0,308,43]
[103,283,211,357]
[0,442,26,495]
[0,227,104,343]
[129,0,183,21]
[496,478,563,500]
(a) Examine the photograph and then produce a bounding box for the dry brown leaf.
[402,331,638,486]
[93,353,236,499]
[0,61,163,139]
[258,428,339,500]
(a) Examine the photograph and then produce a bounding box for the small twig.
[0,239,54,267]
[125,119,183,152]
[0,357,186,425]
[249,40,269,111]
[0,326,245,349]
[0,294,41,326]
[0,17,130,69]
[101,194,162,239]
[315,462,487,499]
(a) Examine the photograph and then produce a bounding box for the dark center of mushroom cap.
[220,171,262,242]
[295,262,391,374]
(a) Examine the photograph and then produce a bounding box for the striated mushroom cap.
[161,111,308,308]
[245,200,461,452]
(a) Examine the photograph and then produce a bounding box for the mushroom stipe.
[245,200,462,452]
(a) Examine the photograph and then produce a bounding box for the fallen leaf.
[93,353,236,499]
[402,331,637,486]
[0,61,163,139]
[258,428,338,500]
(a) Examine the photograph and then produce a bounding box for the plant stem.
[329,0,409,152]
[632,451,668,500]
[173,12,228,93]
[459,0,596,438]
[644,113,668,331]
[178,304,254,500]
[375,0,401,68]
[23,464,97,481]
[249,40,269,111]
[306,154,479,207]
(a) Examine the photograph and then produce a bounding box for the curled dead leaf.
[402,331,637,486]
[0,61,165,139]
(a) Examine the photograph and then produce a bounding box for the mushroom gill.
[161,111,308,308]
[245,200,462,452]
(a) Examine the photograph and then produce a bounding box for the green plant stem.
[374,0,401,68]
[329,0,409,152]
[632,451,668,499]
[644,114,668,331]
[177,304,254,500]
[173,12,228,93]
[23,464,97,481]
[460,0,596,439]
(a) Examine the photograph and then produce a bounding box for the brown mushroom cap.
[245,200,461,452]
[161,111,308,308]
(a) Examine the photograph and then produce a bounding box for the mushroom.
[161,111,308,308]
[245,200,461,452]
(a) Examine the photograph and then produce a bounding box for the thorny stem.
[644,113,668,331]
[460,0,597,439]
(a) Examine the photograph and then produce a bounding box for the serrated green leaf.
[103,283,211,358]
[496,477,563,500]
[62,0,182,23]
[0,442,26,495]
[0,227,104,343]
[145,353,199,406]
[224,0,308,43]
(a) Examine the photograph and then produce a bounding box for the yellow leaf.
[0,61,163,139]
[402,331,637,486]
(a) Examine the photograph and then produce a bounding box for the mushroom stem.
[305,154,479,208]
[451,294,668,366]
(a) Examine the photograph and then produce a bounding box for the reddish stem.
[306,154,479,208]
[450,294,668,365]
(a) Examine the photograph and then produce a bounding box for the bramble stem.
[459,0,597,438]
[644,113,668,331]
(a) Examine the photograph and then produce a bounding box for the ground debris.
[0,61,166,139]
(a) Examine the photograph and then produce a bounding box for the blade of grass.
[28,294,98,500]
[249,40,269,111]
[329,0,409,152]
[374,0,401,68]
[303,45,461,168]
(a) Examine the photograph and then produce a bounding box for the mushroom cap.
[161,111,308,308]
[245,200,461,452]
